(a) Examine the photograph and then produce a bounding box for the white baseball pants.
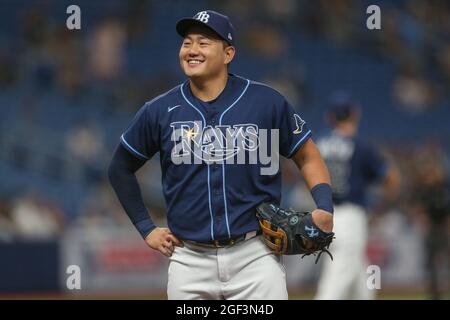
[167,235,288,300]
[315,203,375,300]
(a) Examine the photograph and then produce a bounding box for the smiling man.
[108,10,334,300]
[178,25,234,92]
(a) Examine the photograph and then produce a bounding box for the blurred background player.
[314,92,400,300]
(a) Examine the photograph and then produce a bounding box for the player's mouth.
[187,59,204,67]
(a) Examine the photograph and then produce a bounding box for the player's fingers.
[167,234,183,247]
[162,228,182,246]
[159,246,172,257]
[163,240,174,251]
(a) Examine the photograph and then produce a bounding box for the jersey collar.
[184,73,247,111]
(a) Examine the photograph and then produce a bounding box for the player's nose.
[186,44,200,56]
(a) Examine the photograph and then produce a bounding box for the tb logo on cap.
[194,11,210,23]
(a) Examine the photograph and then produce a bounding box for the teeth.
[188,60,202,64]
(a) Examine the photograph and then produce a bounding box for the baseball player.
[108,10,334,300]
[314,92,400,300]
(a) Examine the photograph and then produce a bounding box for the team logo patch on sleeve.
[293,114,306,134]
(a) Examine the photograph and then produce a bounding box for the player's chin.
[182,62,206,77]
[183,68,206,79]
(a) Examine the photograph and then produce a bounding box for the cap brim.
[176,18,230,44]
[176,18,205,37]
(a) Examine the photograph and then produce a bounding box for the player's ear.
[224,45,235,65]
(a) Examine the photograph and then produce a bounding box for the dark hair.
[327,91,360,126]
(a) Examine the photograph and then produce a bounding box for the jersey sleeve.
[276,98,312,158]
[120,102,160,160]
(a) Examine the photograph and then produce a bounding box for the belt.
[185,230,261,248]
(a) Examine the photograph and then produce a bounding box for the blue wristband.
[311,183,334,214]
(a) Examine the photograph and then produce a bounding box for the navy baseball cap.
[176,10,235,46]
[327,91,360,122]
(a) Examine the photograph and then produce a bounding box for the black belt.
[185,230,261,248]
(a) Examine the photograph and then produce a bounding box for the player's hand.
[311,209,334,233]
[145,227,183,257]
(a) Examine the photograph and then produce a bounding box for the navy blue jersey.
[316,130,387,207]
[120,74,312,241]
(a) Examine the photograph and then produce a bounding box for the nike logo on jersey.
[293,114,306,134]
[168,105,182,112]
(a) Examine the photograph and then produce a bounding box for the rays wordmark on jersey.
[170,121,279,175]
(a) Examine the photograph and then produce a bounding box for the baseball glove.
[256,202,335,263]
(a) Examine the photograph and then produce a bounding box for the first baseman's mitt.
[256,202,335,263]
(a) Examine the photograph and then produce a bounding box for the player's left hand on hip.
[311,209,334,233]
